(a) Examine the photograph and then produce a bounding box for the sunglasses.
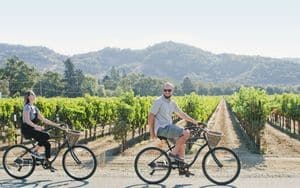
[163,89,172,92]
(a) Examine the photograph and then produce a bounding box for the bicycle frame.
[21,126,75,165]
[157,126,217,169]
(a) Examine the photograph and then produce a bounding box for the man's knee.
[182,129,190,138]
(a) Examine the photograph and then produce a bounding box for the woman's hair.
[24,90,35,104]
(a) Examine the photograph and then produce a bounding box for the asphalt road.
[1,167,300,188]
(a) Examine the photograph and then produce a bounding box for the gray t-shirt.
[23,104,39,123]
[150,96,181,135]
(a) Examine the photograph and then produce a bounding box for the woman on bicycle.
[21,90,60,170]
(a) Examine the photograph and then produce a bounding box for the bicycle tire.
[202,147,241,185]
[62,145,97,180]
[2,144,36,179]
[134,147,171,184]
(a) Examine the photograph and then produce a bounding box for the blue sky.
[0,0,299,57]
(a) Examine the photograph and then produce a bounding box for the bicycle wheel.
[2,145,36,179]
[134,147,171,184]
[62,145,97,180]
[202,147,241,185]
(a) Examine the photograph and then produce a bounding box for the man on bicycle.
[148,82,197,162]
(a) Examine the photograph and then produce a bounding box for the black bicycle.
[2,124,97,180]
[134,123,241,185]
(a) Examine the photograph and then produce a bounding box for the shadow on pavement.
[174,184,193,187]
[0,178,50,187]
[124,183,237,188]
[43,180,89,188]
[125,183,166,188]
[199,184,237,188]
[0,178,89,188]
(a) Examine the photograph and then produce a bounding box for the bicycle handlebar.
[185,122,209,133]
[43,123,70,132]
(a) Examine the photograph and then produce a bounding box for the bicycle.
[2,124,97,180]
[134,123,241,185]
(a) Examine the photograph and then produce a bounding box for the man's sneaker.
[178,168,194,177]
[30,150,44,160]
[168,152,184,162]
[44,161,57,172]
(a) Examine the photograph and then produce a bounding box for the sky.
[0,0,299,58]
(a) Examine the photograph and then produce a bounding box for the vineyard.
[227,87,300,152]
[0,93,220,152]
[1,88,300,154]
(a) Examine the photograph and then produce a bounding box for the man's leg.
[172,129,190,159]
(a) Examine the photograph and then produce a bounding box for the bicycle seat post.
[29,139,38,150]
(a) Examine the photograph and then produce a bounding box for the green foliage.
[63,59,85,97]
[0,58,38,97]
[113,92,135,139]
[35,71,64,97]
[228,87,270,134]
[269,94,300,121]
[178,93,220,122]
[182,77,196,94]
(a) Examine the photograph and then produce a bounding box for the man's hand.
[191,119,198,125]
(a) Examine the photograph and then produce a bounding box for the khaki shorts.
[157,124,184,139]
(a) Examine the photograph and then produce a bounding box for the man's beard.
[163,94,172,99]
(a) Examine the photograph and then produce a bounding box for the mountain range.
[0,41,300,86]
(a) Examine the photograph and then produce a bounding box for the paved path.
[1,170,300,188]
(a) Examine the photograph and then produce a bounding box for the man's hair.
[163,82,174,89]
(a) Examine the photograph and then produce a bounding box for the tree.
[132,76,165,96]
[82,76,98,96]
[0,79,10,97]
[63,59,84,97]
[0,58,38,97]
[102,66,121,90]
[182,77,195,94]
[34,71,64,97]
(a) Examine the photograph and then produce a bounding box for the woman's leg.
[30,129,51,159]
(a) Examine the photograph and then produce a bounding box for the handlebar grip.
[197,122,207,127]
[43,127,54,132]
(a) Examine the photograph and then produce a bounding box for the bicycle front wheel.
[2,145,36,179]
[62,145,97,180]
[202,147,241,185]
[134,147,171,184]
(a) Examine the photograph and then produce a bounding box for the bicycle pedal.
[49,167,57,172]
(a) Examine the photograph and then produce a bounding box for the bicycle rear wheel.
[202,147,241,185]
[62,145,97,180]
[134,147,171,184]
[2,145,36,179]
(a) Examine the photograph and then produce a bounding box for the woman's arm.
[23,110,42,131]
[38,113,60,127]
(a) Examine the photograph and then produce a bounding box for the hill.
[0,41,299,85]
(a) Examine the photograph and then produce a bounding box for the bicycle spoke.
[63,145,97,180]
[134,147,171,184]
[3,145,35,179]
[203,147,240,185]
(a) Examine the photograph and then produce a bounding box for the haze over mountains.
[0,41,299,86]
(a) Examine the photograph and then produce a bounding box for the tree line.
[1,57,299,98]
